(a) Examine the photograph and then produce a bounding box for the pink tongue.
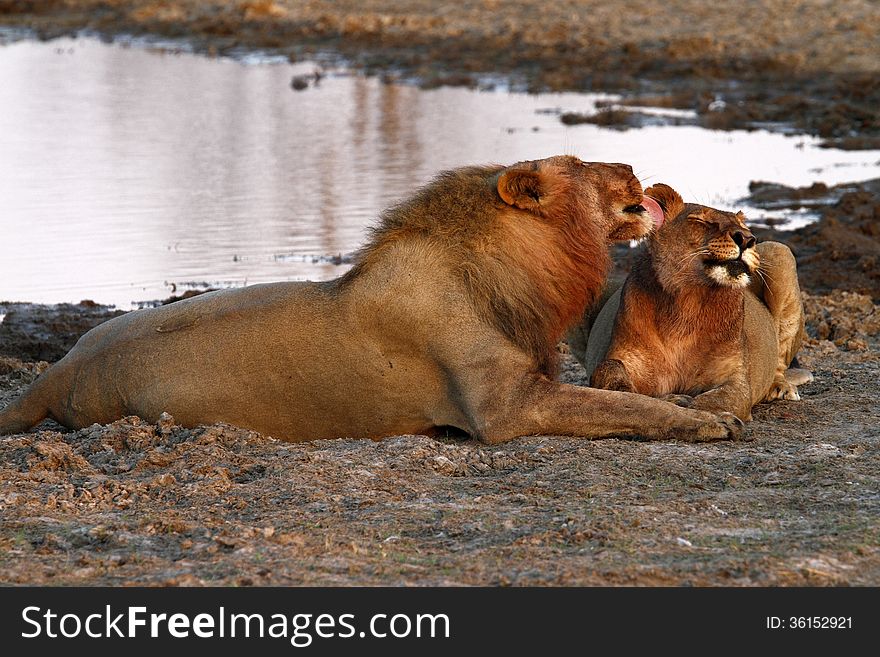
[641,195,665,228]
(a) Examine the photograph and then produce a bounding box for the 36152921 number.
[766,616,852,629]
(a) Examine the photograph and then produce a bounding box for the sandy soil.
[1,181,879,586]
[1,0,878,145]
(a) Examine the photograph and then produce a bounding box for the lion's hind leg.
[752,241,811,395]
[590,358,637,393]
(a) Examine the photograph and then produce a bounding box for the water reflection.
[0,37,878,306]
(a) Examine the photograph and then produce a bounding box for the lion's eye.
[623,204,646,214]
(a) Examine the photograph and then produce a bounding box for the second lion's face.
[644,183,760,292]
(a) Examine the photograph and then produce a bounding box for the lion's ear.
[644,183,684,219]
[497,168,544,211]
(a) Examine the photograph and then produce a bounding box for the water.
[1,37,878,307]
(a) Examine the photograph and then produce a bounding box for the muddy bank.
[747,178,880,300]
[0,301,123,362]
[1,0,878,144]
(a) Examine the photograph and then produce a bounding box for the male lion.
[0,157,742,443]
[571,183,811,422]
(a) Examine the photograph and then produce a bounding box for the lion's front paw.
[766,378,800,401]
[692,411,747,442]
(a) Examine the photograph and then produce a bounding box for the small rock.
[151,473,177,487]
[431,455,457,475]
[214,535,237,548]
[814,340,838,354]
[844,337,867,351]
[88,524,114,542]
[157,411,176,434]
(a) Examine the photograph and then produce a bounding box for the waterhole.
[1,36,878,307]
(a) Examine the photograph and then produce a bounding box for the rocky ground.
[0,0,878,146]
[1,180,879,586]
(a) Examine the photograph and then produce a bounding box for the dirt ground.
[1,181,879,586]
[1,0,878,146]
[1,1,879,586]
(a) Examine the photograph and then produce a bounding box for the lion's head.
[644,183,759,293]
[489,156,660,372]
[496,155,660,243]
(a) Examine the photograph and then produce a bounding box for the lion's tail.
[0,370,57,435]
[784,367,814,387]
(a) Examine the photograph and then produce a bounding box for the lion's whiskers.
[752,267,768,287]
[755,265,777,286]
[674,248,710,275]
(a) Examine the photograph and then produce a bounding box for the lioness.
[0,157,742,443]
[571,183,810,422]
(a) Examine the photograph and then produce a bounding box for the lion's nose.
[731,230,756,251]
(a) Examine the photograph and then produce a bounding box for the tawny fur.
[0,158,743,443]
